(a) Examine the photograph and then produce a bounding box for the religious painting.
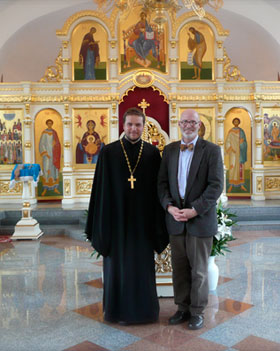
[0,109,23,169]
[72,21,107,81]
[224,108,251,196]
[119,8,167,74]
[34,109,63,199]
[178,107,215,142]
[179,21,214,80]
[263,108,280,165]
[73,108,109,169]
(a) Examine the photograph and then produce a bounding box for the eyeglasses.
[179,120,200,127]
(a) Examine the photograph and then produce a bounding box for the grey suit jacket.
[158,138,224,237]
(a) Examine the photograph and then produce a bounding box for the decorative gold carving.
[63,117,71,126]
[133,71,155,88]
[110,116,118,125]
[61,58,70,63]
[223,48,247,82]
[25,104,30,114]
[64,162,71,167]
[254,117,262,124]
[171,102,176,113]
[112,103,117,114]
[265,176,280,192]
[170,41,176,48]
[216,58,224,63]
[110,40,117,48]
[218,102,223,113]
[40,48,63,83]
[24,142,31,149]
[138,99,150,115]
[217,139,224,146]
[120,85,168,104]
[23,202,31,208]
[0,181,22,195]
[174,11,229,38]
[155,245,172,273]
[169,58,178,63]
[255,139,262,146]
[216,41,223,49]
[23,210,29,218]
[64,104,69,114]
[62,40,69,49]
[64,179,71,196]
[76,179,93,195]
[170,115,178,124]
[217,118,225,124]
[109,58,118,62]
[256,176,263,192]
[169,94,217,101]
[64,141,71,149]
[142,120,166,154]
[24,117,32,126]
[56,10,116,38]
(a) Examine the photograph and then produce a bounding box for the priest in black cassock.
[85,107,168,325]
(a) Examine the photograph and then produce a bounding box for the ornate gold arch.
[56,9,119,38]
[119,85,169,104]
[173,11,229,38]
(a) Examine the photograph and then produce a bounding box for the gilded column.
[110,102,119,142]
[62,40,70,81]
[109,40,118,80]
[169,101,179,142]
[62,104,72,170]
[216,101,227,204]
[251,101,265,200]
[169,40,178,80]
[216,41,224,80]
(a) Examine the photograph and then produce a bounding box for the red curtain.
[118,87,169,136]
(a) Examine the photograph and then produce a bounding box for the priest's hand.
[167,205,183,222]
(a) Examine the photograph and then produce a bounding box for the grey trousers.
[169,232,213,316]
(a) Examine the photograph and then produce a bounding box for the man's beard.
[182,130,197,142]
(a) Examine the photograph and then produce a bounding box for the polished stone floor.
[1,227,280,351]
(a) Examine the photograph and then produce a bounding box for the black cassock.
[85,137,168,324]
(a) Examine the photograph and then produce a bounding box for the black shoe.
[188,315,204,330]
[168,311,190,325]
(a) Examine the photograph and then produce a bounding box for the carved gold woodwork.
[174,11,229,39]
[216,58,224,63]
[256,176,263,192]
[64,162,71,167]
[218,102,223,113]
[64,104,69,114]
[24,117,32,126]
[76,179,93,195]
[217,139,224,146]
[133,71,154,88]
[223,48,246,82]
[216,40,223,49]
[265,176,280,192]
[112,103,117,114]
[64,141,71,149]
[170,41,176,48]
[109,58,118,62]
[155,244,172,273]
[23,202,31,208]
[255,139,262,146]
[24,142,31,149]
[25,104,30,114]
[142,120,166,154]
[170,115,178,124]
[169,58,178,63]
[0,181,22,195]
[56,9,117,38]
[62,40,69,49]
[110,40,117,48]
[40,48,63,83]
[64,179,71,196]
[171,102,176,114]
[63,117,71,126]
[110,116,118,125]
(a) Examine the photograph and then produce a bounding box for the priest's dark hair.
[123,107,145,125]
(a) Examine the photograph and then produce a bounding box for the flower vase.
[208,255,219,291]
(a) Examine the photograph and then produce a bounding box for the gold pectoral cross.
[128,175,136,189]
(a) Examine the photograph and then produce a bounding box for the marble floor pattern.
[0,228,280,351]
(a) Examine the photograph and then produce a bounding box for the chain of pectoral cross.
[120,138,144,189]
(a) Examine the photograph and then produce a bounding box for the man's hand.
[168,205,197,222]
